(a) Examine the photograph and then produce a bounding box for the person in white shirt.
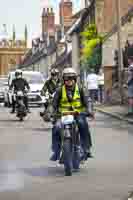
[87,68,98,102]
[98,69,104,103]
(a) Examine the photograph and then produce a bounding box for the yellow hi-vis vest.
[59,84,86,113]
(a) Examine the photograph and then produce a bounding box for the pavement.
[95,104,133,124]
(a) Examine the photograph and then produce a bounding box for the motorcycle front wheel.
[72,146,80,171]
[63,139,72,176]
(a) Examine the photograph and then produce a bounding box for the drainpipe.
[115,0,124,104]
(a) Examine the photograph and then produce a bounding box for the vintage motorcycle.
[15,90,27,121]
[40,91,55,122]
[59,111,89,176]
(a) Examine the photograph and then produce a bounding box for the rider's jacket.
[9,78,30,92]
[41,78,61,96]
[59,84,85,113]
[53,84,90,114]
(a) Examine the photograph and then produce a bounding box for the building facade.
[96,0,133,33]
[20,0,73,74]
[0,25,28,75]
[59,0,73,33]
[102,7,133,103]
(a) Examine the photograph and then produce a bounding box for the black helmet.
[51,68,59,76]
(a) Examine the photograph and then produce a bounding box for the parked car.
[5,71,46,107]
[0,78,8,104]
[0,84,5,103]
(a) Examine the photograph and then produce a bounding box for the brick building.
[59,0,73,32]
[0,25,28,75]
[101,1,133,103]
[41,0,73,40]
[20,1,73,74]
[98,0,133,33]
[42,7,55,38]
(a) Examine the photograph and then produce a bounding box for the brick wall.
[59,0,73,31]
[42,8,55,36]
[47,8,55,36]
[0,49,26,75]
[100,0,133,33]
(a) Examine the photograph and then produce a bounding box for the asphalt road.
[0,105,132,200]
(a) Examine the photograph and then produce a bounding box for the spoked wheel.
[63,139,72,176]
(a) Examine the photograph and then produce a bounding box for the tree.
[86,43,102,73]
[80,24,103,72]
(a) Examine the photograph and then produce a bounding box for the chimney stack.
[42,6,55,38]
[59,0,73,33]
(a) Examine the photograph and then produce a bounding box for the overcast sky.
[0,0,82,47]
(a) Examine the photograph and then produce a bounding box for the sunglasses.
[64,77,75,81]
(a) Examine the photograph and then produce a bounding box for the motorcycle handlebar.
[52,111,94,118]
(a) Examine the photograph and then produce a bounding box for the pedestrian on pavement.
[127,57,133,116]
[98,68,104,103]
[86,68,99,103]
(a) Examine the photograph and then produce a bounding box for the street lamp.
[115,0,124,104]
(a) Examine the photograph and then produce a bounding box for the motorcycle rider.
[9,69,30,113]
[50,67,94,161]
[40,68,60,116]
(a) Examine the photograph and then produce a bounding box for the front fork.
[61,123,79,154]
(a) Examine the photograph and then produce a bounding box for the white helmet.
[129,64,133,71]
[62,67,77,80]
[51,68,59,76]
[15,69,22,78]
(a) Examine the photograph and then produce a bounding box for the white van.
[5,71,46,106]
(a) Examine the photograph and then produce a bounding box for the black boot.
[80,150,93,161]
[25,104,31,113]
[27,108,31,113]
[40,111,45,117]
[10,108,15,113]
[50,152,60,161]
[10,110,15,114]
[84,151,93,160]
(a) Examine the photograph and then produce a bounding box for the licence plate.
[61,115,74,125]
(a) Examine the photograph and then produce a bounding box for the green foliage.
[80,24,98,40]
[87,44,102,71]
[82,38,100,59]
[80,24,103,71]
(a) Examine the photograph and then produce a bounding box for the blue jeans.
[89,89,98,102]
[51,115,92,155]
[99,85,104,103]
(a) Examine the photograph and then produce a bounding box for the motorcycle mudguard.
[61,115,74,125]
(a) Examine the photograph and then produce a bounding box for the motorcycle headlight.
[17,91,23,96]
